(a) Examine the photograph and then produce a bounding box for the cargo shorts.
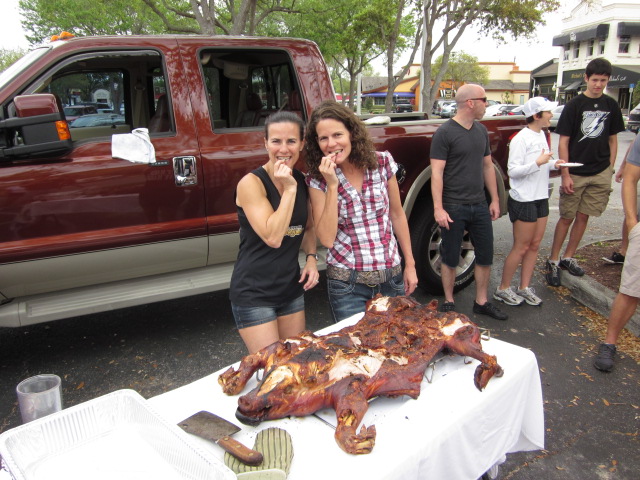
[559,165,613,219]
[620,223,640,298]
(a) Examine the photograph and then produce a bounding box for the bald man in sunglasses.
[430,84,507,321]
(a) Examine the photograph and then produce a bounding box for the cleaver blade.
[178,411,263,466]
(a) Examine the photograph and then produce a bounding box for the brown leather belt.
[326,264,402,285]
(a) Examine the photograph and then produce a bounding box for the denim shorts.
[327,273,405,323]
[440,202,493,268]
[508,197,549,223]
[231,294,305,329]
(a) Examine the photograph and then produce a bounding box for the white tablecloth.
[149,317,544,480]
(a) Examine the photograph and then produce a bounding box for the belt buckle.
[359,270,376,285]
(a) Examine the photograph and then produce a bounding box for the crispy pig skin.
[218,295,503,454]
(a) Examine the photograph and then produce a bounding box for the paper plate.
[558,162,583,167]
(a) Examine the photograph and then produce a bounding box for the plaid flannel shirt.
[307,150,400,271]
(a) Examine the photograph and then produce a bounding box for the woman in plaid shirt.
[305,101,418,322]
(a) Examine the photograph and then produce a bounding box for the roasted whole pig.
[218,295,503,454]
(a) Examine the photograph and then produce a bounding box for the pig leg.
[445,325,504,391]
[218,348,273,395]
[332,377,376,454]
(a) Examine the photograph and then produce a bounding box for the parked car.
[432,99,455,116]
[628,102,640,134]
[394,98,414,113]
[63,105,98,121]
[68,113,126,128]
[495,104,521,116]
[549,105,565,131]
[487,100,501,106]
[507,105,525,115]
[483,104,504,117]
[439,102,457,118]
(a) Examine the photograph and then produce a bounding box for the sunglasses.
[468,97,488,103]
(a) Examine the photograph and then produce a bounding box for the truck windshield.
[0,47,50,90]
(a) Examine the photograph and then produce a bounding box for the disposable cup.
[16,374,63,423]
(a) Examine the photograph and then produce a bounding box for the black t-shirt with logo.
[555,93,626,176]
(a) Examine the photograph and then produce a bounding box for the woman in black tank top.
[229,112,319,354]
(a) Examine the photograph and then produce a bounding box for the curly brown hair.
[304,100,376,179]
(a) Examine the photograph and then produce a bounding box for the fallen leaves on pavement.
[575,306,640,364]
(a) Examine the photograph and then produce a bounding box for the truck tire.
[410,203,476,295]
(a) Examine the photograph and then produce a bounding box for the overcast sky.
[2,0,576,72]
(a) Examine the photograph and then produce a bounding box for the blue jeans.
[327,273,405,323]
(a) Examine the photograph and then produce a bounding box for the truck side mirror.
[0,94,73,160]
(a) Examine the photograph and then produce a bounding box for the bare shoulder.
[236,171,266,205]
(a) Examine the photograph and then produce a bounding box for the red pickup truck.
[0,34,525,327]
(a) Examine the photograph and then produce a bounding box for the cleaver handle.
[216,435,264,466]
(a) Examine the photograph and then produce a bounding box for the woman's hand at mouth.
[319,154,339,187]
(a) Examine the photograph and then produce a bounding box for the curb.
[560,272,640,337]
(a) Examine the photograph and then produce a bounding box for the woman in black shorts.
[494,98,566,307]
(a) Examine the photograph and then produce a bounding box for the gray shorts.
[620,223,640,298]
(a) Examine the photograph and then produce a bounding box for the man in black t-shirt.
[545,58,626,286]
[430,84,507,321]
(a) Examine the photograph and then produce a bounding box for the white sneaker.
[516,287,542,306]
[493,287,525,306]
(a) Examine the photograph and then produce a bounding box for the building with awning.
[361,61,531,113]
[530,59,559,101]
[549,1,640,110]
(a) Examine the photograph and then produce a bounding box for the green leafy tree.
[379,0,423,113]
[286,0,388,109]
[502,91,512,104]
[419,0,559,117]
[431,51,489,93]
[21,0,310,40]
[0,48,27,73]
[140,0,304,36]
[19,0,173,44]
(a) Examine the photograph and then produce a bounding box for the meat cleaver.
[178,411,264,466]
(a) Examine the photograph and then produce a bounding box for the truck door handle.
[173,156,197,186]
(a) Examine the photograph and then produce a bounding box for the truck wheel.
[410,204,476,295]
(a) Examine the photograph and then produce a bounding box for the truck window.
[19,50,173,142]
[199,49,303,131]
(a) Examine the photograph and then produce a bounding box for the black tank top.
[229,167,308,306]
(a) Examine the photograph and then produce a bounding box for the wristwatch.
[306,253,318,261]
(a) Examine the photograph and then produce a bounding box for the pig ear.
[224,427,293,476]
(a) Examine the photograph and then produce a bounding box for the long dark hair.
[304,101,376,179]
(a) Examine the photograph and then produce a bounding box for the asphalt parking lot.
[1,132,638,479]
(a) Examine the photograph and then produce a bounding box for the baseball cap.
[522,97,558,118]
